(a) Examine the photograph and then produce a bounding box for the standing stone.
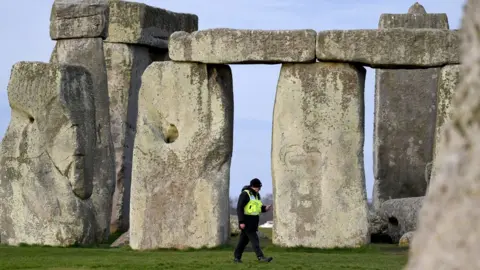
[372,4,448,210]
[103,43,154,234]
[431,65,460,178]
[373,68,438,208]
[406,1,480,268]
[50,0,109,39]
[0,61,96,246]
[272,62,369,248]
[130,61,233,250]
[102,1,197,234]
[51,38,115,243]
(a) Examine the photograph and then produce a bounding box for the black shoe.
[233,258,242,263]
[258,256,273,262]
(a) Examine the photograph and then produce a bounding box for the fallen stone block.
[130,61,233,250]
[0,61,96,246]
[379,197,423,243]
[110,231,129,248]
[368,209,389,242]
[399,231,415,247]
[51,38,116,243]
[169,28,317,64]
[271,62,369,248]
[106,0,198,48]
[103,42,156,234]
[316,29,460,67]
[406,1,480,268]
[50,0,109,39]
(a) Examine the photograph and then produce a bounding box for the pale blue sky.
[0,1,464,198]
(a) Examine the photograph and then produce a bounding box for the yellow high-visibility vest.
[243,190,263,216]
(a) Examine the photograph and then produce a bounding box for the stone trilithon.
[271,62,369,248]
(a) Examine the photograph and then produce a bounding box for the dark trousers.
[234,229,264,259]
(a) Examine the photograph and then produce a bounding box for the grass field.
[0,229,409,270]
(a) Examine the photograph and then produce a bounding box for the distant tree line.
[230,193,273,225]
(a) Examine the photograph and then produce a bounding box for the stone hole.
[388,216,399,227]
[28,116,34,123]
[164,123,178,144]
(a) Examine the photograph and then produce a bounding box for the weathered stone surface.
[368,209,388,236]
[230,215,240,236]
[106,1,198,49]
[316,29,460,67]
[169,29,316,64]
[130,61,233,250]
[406,1,480,268]
[367,200,390,243]
[51,38,116,243]
[0,61,96,246]
[399,231,414,247]
[373,6,448,210]
[103,43,153,234]
[409,2,427,14]
[379,3,449,29]
[372,68,438,209]
[50,0,109,39]
[424,161,433,186]
[110,231,129,248]
[379,197,423,243]
[379,14,449,29]
[433,65,460,161]
[430,65,460,181]
[271,62,369,248]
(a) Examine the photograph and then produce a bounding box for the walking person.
[233,178,273,263]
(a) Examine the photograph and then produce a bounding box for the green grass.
[0,229,409,270]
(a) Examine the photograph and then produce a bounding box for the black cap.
[250,178,262,188]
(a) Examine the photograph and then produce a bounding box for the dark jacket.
[236,185,267,232]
